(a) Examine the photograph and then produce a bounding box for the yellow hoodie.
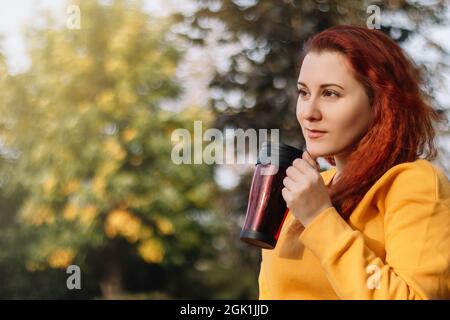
[258,159,450,300]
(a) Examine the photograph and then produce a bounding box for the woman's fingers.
[282,175,296,191]
[286,163,303,180]
[302,150,320,171]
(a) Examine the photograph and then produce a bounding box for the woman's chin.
[306,148,334,159]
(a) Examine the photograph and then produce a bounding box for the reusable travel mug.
[240,141,303,249]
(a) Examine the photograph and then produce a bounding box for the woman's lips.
[305,128,327,139]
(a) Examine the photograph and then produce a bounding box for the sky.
[0,0,64,73]
[0,0,195,74]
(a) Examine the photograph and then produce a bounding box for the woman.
[258,25,450,300]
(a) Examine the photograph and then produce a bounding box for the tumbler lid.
[257,141,303,168]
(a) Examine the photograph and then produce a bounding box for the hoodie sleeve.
[298,166,450,300]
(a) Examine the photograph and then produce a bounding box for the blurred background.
[0,0,449,299]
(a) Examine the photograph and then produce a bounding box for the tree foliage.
[0,0,227,299]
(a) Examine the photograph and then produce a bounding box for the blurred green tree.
[0,0,229,299]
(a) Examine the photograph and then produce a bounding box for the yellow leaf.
[63,179,81,195]
[104,209,142,243]
[103,139,126,161]
[122,128,137,142]
[48,248,75,269]
[96,90,115,111]
[98,161,119,177]
[63,203,78,221]
[43,175,57,193]
[104,58,127,74]
[138,239,165,264]
[78,57,93,72]
[22,203,55,226]
[78,101,91,113]
[155,216,174,235]
[92,176,106,198]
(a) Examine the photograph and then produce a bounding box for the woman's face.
[296,51,373,159]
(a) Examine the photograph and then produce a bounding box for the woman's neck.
[331,153,350,186]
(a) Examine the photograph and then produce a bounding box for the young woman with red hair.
[259,25,450,299]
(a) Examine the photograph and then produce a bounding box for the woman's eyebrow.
[297,81,345,90]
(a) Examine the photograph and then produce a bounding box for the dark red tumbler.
[240,142,303,249]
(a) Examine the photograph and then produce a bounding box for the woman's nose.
[298,96,321,121]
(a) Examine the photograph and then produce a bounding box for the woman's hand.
[282,151,333,228]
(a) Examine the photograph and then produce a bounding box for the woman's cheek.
[334,116,365,148]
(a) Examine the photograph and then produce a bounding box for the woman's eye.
[297,89,308,97]
[323,90,340,97]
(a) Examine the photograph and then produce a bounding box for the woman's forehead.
[298,51,357,87]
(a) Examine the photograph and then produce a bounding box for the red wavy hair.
[299,25,445,219]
